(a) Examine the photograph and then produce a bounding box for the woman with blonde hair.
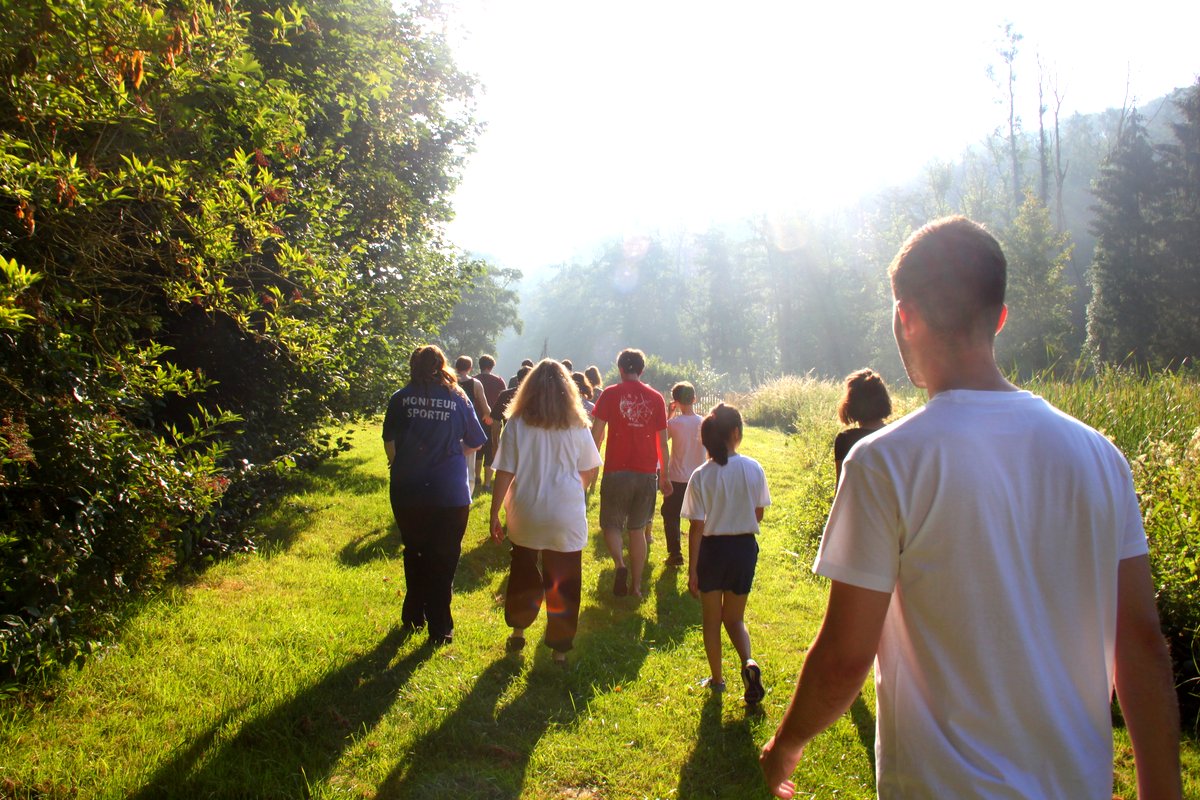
[383,344,488,646]
[489,359,602,665]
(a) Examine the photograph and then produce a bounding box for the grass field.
[1,419,1197,798]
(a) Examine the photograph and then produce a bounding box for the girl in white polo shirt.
[681,403,771,704]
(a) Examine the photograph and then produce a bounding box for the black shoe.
[613,566,629,596]
[664,553,684,567]
[741,659,765,705]
[505,635,525,653]
[429,632,453,647]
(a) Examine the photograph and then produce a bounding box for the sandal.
[700,677,726,692]
[505,635,526,653]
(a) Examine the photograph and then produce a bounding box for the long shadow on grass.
[130,626,430,799]
[849,694,877,777]
[377,596,664,798]
[649,565,701,649]
[676,692,765,799]
[453,531,512,593]
[339,525,402,566]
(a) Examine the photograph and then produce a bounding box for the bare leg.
[627,527,648,597]
[720,591,752,664]
[602,527,626,569]
[701,591,725,684]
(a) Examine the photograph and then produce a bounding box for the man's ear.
[995,304,1008,335]
[895,299,918,335]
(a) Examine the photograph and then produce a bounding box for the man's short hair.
[454,355,473,373]
[889,216,1006,338]
[478,354,496,370]
[521,358,534,368]
[616,348,646,375]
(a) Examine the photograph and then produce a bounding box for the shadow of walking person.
[377,600,660,799]
[452,531,512,593]
[339,525,402,567]
[374,655,526,798]
[648,562,701,652]
[675,691,765,799]
[849,693,877,777]
[130,626,432,799]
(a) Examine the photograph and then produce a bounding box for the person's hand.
[688,571,700,598]
[490,515,505,544]
[659,476,673,497]
[759,734,803,799]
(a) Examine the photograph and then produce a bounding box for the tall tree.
[992,23,1025,217]
[1155,79,1200,365]
[1085,110,1164,366]
[997,194,1074,374]
[438,260,523,361]
[694,230,767,384]
[1037,55,1051,207]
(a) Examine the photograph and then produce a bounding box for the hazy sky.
[442,1,1200,271]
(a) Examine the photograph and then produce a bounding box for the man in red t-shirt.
[475,354,507,491]
[592,348,672,598]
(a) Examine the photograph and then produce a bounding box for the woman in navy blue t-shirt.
[383,345,487,645]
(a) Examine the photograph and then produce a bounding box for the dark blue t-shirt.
[382,383,487,507]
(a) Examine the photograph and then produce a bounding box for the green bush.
[0,0,474,687]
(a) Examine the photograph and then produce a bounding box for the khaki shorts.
[599,470,658,532]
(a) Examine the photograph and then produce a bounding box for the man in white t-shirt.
[760,216,1181,798]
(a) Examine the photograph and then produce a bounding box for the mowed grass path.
[1,422,1195,798]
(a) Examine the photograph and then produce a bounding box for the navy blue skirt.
[697,534,758,595]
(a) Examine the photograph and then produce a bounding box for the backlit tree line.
[514,79,1200,389]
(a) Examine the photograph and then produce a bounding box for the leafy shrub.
[0,0,474,687]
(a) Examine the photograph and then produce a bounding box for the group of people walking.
[382,215,1182,798]
[383,344,771,700]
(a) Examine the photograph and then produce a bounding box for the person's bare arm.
[591,417,607,451]
[686,519,704,598]
[760,580,891,798]
[657,428,672,497]
[473,382,492,426]
[384,440,396,467]
[489,469,516,543]
[580,466,599,491]
[1114,554,1182,799]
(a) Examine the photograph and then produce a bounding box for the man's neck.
[921,346,1019,397]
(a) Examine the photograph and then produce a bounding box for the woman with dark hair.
[571,371,595,416]
[489,359,602,665]
[584,365,604,396]
[834,368,892,484]
[382,344,488,646]
[681,403,771,704]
